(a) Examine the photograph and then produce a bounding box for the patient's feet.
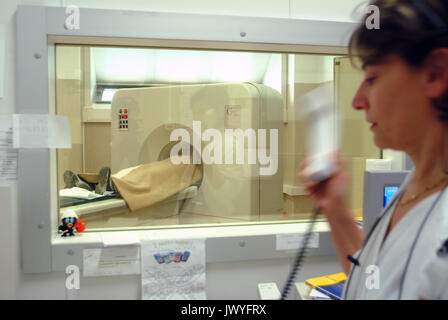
[63,170,92,191]
[95,167,116,195]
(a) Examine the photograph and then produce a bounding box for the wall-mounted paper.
[83,246,140,277]
[13,114,48,148]
[0,24,5,99]
[0,115,16,180]
[48,115,71,148]
[141,239,206,300]
[0,115,13,148]
[12,114,71,149]
[276,233,319,251]
[0,150,17,181]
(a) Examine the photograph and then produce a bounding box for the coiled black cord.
[280,208,320,300]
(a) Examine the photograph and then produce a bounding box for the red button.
[123,115,128,119]
[124,109,128,114]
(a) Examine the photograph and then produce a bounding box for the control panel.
[119,108,129,130]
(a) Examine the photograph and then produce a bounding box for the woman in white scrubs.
[302,0,448,299]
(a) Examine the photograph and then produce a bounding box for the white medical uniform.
[343,170,448,300]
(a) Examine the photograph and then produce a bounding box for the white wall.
[22,0,366,20]
[0,0,364,300]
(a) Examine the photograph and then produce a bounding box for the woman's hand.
[299,151,364,275]
[299,151,350,218]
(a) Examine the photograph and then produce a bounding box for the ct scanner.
[60,82,284,228]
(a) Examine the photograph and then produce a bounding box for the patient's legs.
[63,170,93,191]
[95,167,118,195]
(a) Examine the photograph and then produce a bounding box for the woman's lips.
[370,123,377,130]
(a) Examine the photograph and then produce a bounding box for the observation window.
[55,45,380,231]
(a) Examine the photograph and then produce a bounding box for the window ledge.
[50,221,334,271]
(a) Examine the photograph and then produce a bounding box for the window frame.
[17,5,357,273]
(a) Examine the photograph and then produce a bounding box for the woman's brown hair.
[349,0,448,121]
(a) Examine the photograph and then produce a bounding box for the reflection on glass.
[101,88,117,102]
[334,57,381,221]
[55,45,379,231]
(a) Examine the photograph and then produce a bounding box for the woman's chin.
[373,137,401,151]
[373,136,389,150]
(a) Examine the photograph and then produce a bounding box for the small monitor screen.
[384,186,399,207]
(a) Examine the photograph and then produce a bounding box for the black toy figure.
[59,210,85,237]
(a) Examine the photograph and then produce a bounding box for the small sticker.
[225,105,241,129]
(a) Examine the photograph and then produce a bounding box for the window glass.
[55,45,378,231]
[334,57,381,220]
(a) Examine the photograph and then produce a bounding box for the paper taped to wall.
[141,238,206,300]
[11,114,71,149]
[48,115,72,148]
[83,246,140,277]
[0,150,17,181]
[276,233,319,250]
[0,115,13,148]
[0,116,17,180]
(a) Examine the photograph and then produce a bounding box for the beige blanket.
[111,158,202,212]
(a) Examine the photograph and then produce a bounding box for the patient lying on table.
[61,156,202,212]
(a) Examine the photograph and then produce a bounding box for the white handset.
[298,82,339,182]
[282,83,339,300]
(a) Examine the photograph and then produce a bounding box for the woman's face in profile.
[351,55,435,151]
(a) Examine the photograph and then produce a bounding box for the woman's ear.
[423,48,448,98]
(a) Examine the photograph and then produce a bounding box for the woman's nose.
[352,84,368,111]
